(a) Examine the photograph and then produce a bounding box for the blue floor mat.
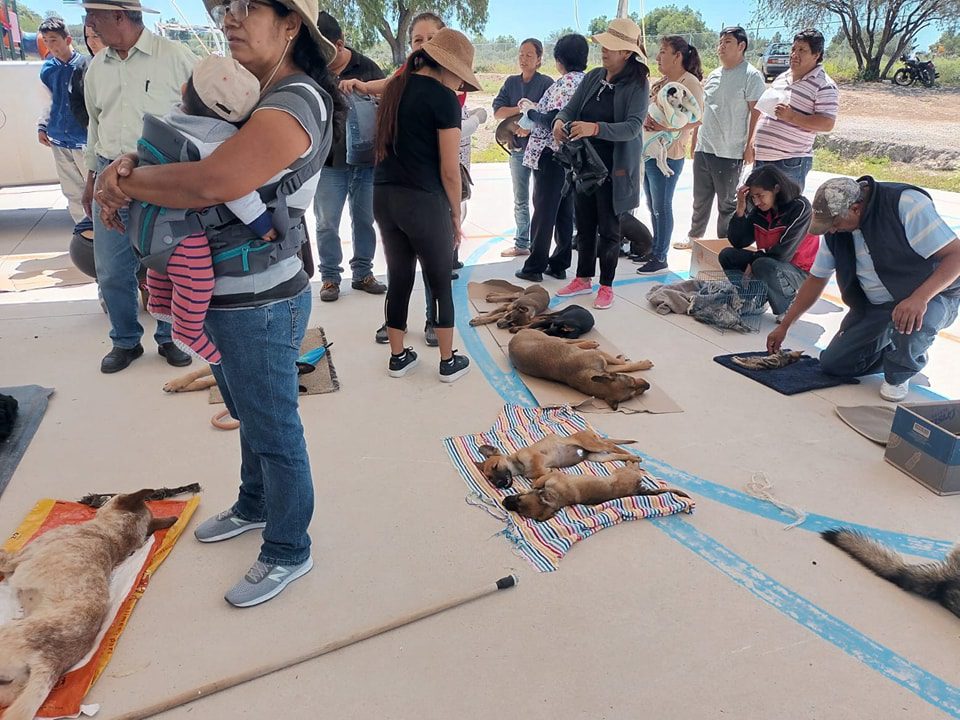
[713,352,859,396]
[0,385,54,498]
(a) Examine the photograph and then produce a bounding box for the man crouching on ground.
[767,176,960,402]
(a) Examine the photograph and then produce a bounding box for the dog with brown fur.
[475,430,639,489]
[503,466,691,521]
[0,490,177,720]
[469,285,550,329]
[508,329,654,410]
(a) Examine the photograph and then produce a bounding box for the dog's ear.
[146,516,177,538]
[591,375,614,384]
[538,487,563,510]
[477,444,503,459]
[112,489,155,512]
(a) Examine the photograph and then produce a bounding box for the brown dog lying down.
[503,466,691,521]
[469,284,550,329]
[476,430,639,489]
[508,328,654,410]
[0,490,177,720]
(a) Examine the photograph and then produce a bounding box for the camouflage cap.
[809,177,864,235]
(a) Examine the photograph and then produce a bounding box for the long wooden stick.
[108,574,519,720]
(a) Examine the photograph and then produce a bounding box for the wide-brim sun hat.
[592,17,649,65]
[202,0,337,64]
[421,28,482,93]
[80,0,159,14]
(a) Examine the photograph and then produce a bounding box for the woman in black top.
[374,28,480,383]
[553,18,649,310]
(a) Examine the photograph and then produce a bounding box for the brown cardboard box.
[689,239,733,277]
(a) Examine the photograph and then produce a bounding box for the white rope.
[745,472,808,530]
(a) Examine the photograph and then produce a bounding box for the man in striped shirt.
[752,29,838,191]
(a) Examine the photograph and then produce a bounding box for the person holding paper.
[752,29,838,191]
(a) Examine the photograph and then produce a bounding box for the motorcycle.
[892,54,939,87]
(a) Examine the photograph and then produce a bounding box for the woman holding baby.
[635,36,704,276]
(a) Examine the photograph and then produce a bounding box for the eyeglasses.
[210,0,265,28]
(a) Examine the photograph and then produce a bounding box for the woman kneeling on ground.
[374,28,480,382]
[552,17,649,310]
[720,164,820,321]
[95,0,342,608]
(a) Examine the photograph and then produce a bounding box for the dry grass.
[814,148,960,192]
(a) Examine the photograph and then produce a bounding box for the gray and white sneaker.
[194,509,266,543]
[224,557,314,608]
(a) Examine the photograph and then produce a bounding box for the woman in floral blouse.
[514,33,589,282]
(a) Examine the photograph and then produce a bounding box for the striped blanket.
[444,405,695,571]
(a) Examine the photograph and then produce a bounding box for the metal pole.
[616,0,629,18]
[9,0,23,59]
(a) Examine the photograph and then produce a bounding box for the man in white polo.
[81,0,196,373]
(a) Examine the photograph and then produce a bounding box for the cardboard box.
[884,401,960,495]
[689,239,734,277]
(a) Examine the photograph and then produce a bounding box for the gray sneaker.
[224,557,314,608]
[194,509,266,543]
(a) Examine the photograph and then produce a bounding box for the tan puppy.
[0,490,177,720]
[503,466,691,521]
[469,285,550,329]
[508,329,654,410]
[476,430,639,489]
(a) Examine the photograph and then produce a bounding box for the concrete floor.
[2,164,960,719]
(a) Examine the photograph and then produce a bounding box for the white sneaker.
[775,313,785,324]
[880,379,909,402]
[673,236,697,250]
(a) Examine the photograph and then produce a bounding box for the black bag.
[0,393,18,443]
[551,138,609,197]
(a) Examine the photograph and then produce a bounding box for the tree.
[758,0,960,80]
[546,27,577,44]
[492,34,517,45]
[931,29,960,54]
[14,3,44,33]
[588,5,716,48]
[326,1,489,66]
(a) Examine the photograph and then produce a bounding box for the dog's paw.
[468,318,482,327]
[579,341,600,349]
[162,380,185,393]
[637,360,654,370]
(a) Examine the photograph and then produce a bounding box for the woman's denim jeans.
[643,157,684,262]
[205,288,314,566]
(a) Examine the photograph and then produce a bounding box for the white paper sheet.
[756,87,785,117]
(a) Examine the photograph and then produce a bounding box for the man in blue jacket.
[37,17,89,224]
[768,176,960,402]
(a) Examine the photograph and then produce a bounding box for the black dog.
[515,304,595,339]
[621,213,653,259]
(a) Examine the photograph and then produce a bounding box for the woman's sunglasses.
[210,0,268,28]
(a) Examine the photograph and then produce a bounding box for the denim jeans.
[719,248,809,315]
[93,157,172,349]
[755,156,814,191]
[314,165,376,284]
[508,151,532,248]
[689,151,742,240]
[643,157,684,262]
[819,293,960,385]
[205,289,314,566]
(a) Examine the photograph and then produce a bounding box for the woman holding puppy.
[635,36,704,276]
[552,18,649,309]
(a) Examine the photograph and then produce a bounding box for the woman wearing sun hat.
[552,17,650,309]
[95,0,346,608]
[373,28,480,384]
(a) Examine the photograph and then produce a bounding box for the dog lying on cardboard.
[469,285,550,329]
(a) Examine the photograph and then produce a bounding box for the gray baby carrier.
[129,80,333,277]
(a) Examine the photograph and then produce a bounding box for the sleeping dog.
[512,305,595,339]
[0,490,177,720]
[469,284,550,329]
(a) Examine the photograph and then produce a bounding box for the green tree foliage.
[931,29,960,55]
[14,3,44,33]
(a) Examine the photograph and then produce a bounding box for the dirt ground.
[466,74,960,169]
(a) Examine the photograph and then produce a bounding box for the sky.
[23,0,940,49]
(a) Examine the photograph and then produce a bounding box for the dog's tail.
[0,660,57,720]
[606,438,636,446]
[822,529,960,602]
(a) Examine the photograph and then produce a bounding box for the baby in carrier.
[137,55,273,365]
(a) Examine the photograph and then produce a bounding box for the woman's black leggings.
[574,181,621,286]
[373,185,455,330]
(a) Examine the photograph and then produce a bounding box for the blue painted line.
[457,233,960,714]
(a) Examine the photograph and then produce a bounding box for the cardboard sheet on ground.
[0,252,92,292]
[468,281,682,414]
[209,327,339,403]
[0,496,199,719]
[443,405,695,571]
[835,405,896,445]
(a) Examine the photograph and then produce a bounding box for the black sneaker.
[388,347,418,377]
[453,260,464,270]
[375,323,389,344]
[515,269,543,282]
[636,258,669,275]
[424,322,439,347]
[100,344,144,374]
[630,252,653,264]
[544,267,567,280]
[439,350,470,383]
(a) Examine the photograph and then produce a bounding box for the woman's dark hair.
[269,1,346,143]
[553,33,588,72]
[375,49,442,163]
[182,77,231,123]
[83,27,97,56]
[662,35,703,81]
[520,37,543,58]
[611,50,650,86]
[745,165,801,210]
[794,28,825,63]
[408,11,445,41]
